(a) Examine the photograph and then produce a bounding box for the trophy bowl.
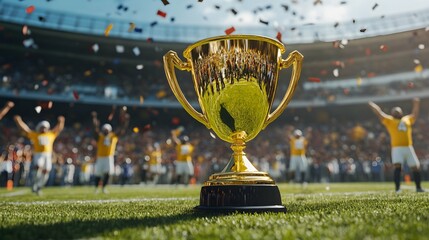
[163,35,303,212]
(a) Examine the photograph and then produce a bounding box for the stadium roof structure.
[1,0,429,44]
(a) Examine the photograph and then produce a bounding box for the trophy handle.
[263,50,303,128]
[163,50,210,128]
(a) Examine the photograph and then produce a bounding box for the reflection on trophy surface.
[164,35,303,212]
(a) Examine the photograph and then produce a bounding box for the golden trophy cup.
[163,35,303,212]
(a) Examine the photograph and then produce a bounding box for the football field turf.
[1,182,428,240]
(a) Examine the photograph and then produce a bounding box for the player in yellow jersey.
[369,98,424,193]
[288,128,311,184]
[147,142,162,184]
[92,110,129,193]
[171,129,194,186]
[14,115,65,195]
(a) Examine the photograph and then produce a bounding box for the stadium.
[0,0,428,239]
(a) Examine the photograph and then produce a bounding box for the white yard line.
[2,197,198,205]
[0,190,28,197]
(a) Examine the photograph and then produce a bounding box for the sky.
[3,0,429,28]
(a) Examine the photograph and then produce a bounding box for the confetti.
[140,96,144,104]
[356,77,362,86]
[116,45,124,53]
[26,5,35,14]
[313,0,322,5]
[157,10,167,18]
[333,68,339,77]
[334,22,339,28]
[104,23,113,36]
[379,44,388,51]
[198,0,204,2]
[276,32,282,42]
[73,90,80,100]
[214,5,221,9]
[48,101,53,109]
[161,0,169,6]
[170,17,175,22]
[210,132,217,139]
[352,19,356,24]
[414,64,423,73]
[128,22,136,32]
[150,21,158,27]
[418,44,425,49]
[134,27,143,33]
[92,43,99,53]
[136,64,144,70]
[372,3,378,10]
[281,4,289,11]
[360,28,367,32]
[308,77,321,82]
[133,47,140,56]
[259,19,269,25]
[340,1,347,4]
[186,4,193,9]
[230,9,238,15]
[35,106,42,113]
[147,37,154,43]
[413,59,420,64]
[225,26,235,35]
[133,127,139,133]
[23,38,34,48]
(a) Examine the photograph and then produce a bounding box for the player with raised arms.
[369,98,424,193]
[92,108,129,193]
[14,114,65,195]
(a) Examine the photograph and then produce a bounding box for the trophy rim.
[183,34,286,60]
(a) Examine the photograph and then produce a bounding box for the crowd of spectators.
[1,55,429,105]
[1,111,429,188]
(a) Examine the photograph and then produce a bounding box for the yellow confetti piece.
[140,96,144,104]
[414,64,423,73]
[133,127,139,133]
[84,70,92,76]
[156,90,166,99]
[104,23,113,37]
[356,77,362,86]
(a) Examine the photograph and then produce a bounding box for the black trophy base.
[195,185,286,213]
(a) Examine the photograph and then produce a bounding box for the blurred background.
[0,0,428,187]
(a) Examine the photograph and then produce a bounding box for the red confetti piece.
[73,90,80,100]
[367,72,376,78]
[26,5,35,14]
[308,77,321,82]
[276,32,282,42]
[225,26,235,35]
[157,10,167,18]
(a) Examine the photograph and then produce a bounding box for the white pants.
[149,164,162,174]
[175,161,194,176]
[33,152,52,171]
[94,156,114,176]
[289,155,308,172]
[392,146,420,168]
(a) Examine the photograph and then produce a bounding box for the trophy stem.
[230,131,257,172]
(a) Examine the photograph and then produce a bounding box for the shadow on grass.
[0,209,225,240]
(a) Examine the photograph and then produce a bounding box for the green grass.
[1,182,428,240]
